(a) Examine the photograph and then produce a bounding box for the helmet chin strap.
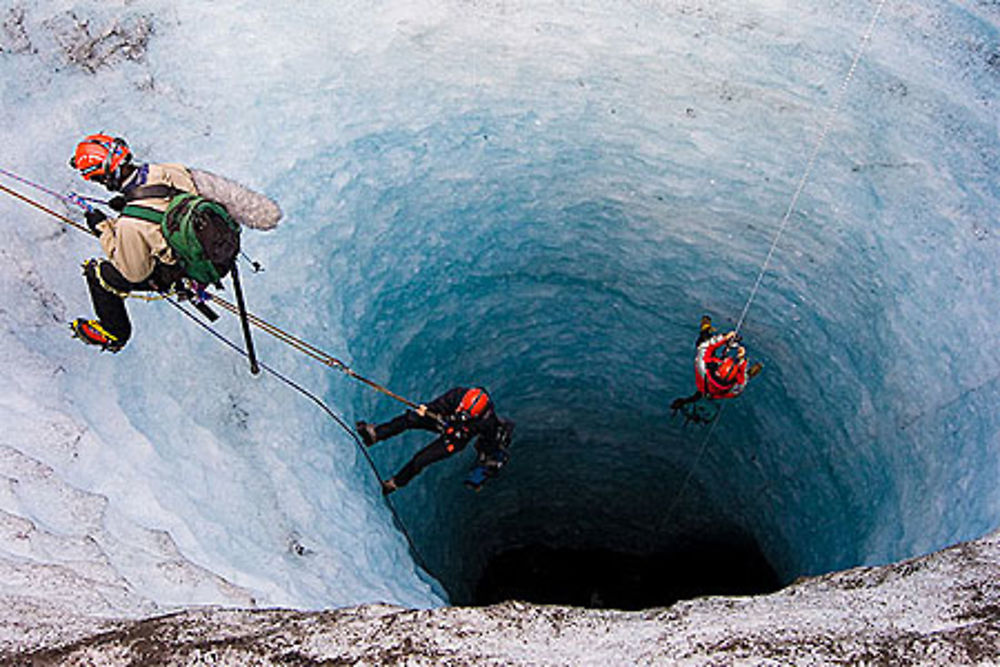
[103,170,122,192]
[102,159,133,192]
[95,137,130,190]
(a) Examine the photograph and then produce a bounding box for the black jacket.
[428,387,508,455]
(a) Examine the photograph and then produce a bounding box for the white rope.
[663,0,889,527]
[734,0,888,334]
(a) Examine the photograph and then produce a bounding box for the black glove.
[85,209,107,236]
[108,195,126,212]
[496,419,515,449]
[149,262,187,293]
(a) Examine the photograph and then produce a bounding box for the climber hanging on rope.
[356,387,515,494]
[670,315,763,424]
[66,133,280,354]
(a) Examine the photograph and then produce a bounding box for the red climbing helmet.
[69,134,131,181]
[457,387,491,418]
[717,358,739,382]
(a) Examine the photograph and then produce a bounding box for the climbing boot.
[356,421,378,447]
[70,318,123,353]
[749,362,764,379]
[381,478,398,496]
[700,315,714,334]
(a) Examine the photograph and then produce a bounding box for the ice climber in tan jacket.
[67,133,281,352]
[68,134,198,351]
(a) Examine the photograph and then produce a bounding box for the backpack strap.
[120,204,164,225]
[124,184,186,202]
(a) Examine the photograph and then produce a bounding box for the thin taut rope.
[663,0,889,528]
[734,0,888,335]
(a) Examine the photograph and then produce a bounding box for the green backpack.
[122,192,241,286]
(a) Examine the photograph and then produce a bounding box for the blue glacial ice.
[0,0,997,610]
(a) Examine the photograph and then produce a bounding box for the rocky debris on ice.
[4,527,999,665]
[0,6,151,71]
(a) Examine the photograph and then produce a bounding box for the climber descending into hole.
[670,315,763,425]
[356,387,515,494]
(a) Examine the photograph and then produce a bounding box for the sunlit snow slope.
[0,0,997,612]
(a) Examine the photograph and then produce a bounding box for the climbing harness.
[662,0,889,529]
[82,258,175,302]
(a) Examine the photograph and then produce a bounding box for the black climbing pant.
[83,259,155,346]
[374,410,471,488]
[394,435,467,487]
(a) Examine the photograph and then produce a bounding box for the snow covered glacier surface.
[0,0,997,619]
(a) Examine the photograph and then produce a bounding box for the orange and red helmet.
[717,358,739,382]
[457,387,491,418]
[69,134,131,181]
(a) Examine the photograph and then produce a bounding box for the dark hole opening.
[472,532,781,610]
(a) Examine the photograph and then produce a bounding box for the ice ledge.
[5,528,999,665]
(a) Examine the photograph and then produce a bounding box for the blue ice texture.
[0,0,997,610]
